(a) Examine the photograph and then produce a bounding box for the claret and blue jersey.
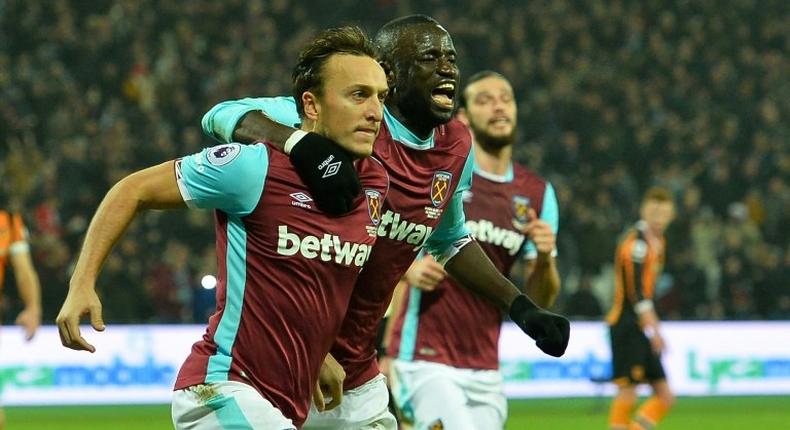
[203,97,476,389]
[172,140,389,426]
[389,163,560,370]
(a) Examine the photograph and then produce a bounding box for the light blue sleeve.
[201,96,301,143]
[522,182,560,258]
[423,147,475,259]
[176,143,268,217]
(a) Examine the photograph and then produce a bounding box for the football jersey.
[203,98,475,389]
[606,221,666,327]
[172,142,389,426]
[388,163,559,370]
[0,211,29,295]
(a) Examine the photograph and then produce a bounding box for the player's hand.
[15,306,41,341]
[509,295,570,357]
[650,332,666,355]
[403,256,446,291]
[56,284,105,353]
[288,131,362,216]
[378,355,393,381]
[521,208,555,256]
[313,353,345,412]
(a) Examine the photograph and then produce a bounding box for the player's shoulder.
[434,118,473,157]
[512,162,547,186]
[357,156,390,191]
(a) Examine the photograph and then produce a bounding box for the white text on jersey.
[376,210,434,248]
[466,219,525,256]
[277,225,372,267]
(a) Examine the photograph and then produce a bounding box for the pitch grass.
[6,396,789,429]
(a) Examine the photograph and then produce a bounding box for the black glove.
[509,294,570,357]
[289,132,362,216]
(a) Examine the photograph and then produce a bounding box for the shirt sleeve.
[522,182,560,259]
[623,236,650,304]
[423,147,475,259]
[8,213,30,255]
[201,96,301,143]
[175,143,269,217]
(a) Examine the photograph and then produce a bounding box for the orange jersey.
[0,210,29,293]
[606,221,665,326]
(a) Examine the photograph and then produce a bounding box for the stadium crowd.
[1,0,787,324]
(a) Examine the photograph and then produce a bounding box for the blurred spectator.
[563,275,603,320]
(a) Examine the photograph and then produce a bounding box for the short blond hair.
[642,186,674,205]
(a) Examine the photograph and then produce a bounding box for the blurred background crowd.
[1,0,788,325]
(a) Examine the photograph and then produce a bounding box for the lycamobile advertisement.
[499,321,790,397]
[1,323,789,405]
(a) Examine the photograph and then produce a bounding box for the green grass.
[505,396,790,430]
[5,397,789,429]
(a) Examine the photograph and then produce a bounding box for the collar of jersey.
[473,161,514,183]
[383,107,435,150]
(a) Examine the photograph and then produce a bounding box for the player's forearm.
[71,164,183,284]
[638,307,660,330]
[12,254,41,312]
[445,241,523,311]
[71,180,145,285]
[523,254,560,308]
[233,111,296,149]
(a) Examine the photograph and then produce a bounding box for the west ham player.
[386,71,561,429]
[56,26,390,429]
[202,16,570,430]
[607,187,675,430]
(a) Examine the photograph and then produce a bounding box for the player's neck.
[385,103,435,140]
[473,142,512,176]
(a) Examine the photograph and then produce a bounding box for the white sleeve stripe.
[177,180,197,209]
[9,241,30,254]
[174,160,196,209]
[635,300,654,314]
[436,235,474,266]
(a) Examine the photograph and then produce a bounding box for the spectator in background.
[564,274,603,320]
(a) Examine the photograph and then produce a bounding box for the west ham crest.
[512,195,531,227]
[365,189,382,226]
[430,171,453,207]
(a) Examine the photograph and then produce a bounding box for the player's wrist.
[509,294,539,320]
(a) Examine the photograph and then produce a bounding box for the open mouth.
[431,82,456,110]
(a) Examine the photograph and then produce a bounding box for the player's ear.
[302,91,320,121]
[379,60,396,89]
[456,107,470,126]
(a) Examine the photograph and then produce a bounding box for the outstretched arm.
[444,241,569,357]
[233,111,296,147]
[202,97,361,215]
[56,161,184,352]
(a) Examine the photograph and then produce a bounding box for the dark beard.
[472,124,516,153]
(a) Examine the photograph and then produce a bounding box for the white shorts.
[303,373,397,430]
[172,381,296,430]
[390,360,507,430]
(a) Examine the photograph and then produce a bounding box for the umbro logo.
[317,155,342,178]
[290,192,313,203]
[322,161,342,178]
